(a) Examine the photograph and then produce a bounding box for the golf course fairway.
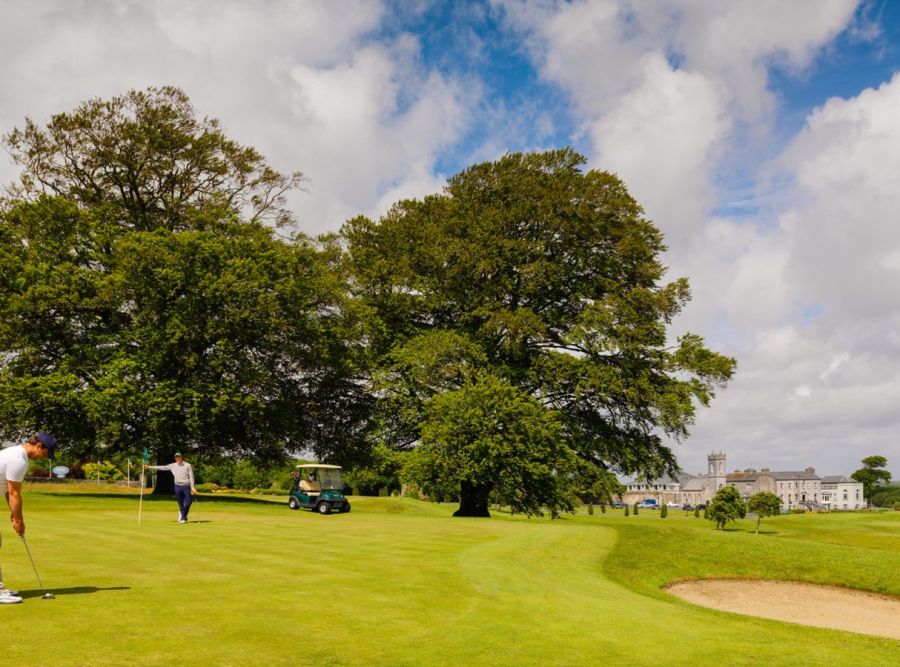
[2,485,898,665]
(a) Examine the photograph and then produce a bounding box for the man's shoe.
[0,587,18,597]
[178,518,187,523]
[0,591,22,604]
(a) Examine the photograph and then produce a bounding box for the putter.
[20,536,54,600]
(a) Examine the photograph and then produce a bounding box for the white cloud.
[0,0,476,234]
[2,0,896,479]
[686,74,900,475]
[499,0,900,476]
[591,52,729,245]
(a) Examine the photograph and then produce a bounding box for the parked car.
[612,500,625,509]
[637,499,658,510]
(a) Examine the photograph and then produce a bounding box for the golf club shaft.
[21,536,47,594]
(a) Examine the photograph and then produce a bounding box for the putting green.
[1,487,897,665]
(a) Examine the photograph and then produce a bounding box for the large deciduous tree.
[851,456,892,507]
[0,88,362,492]
[344,149,735,516]
[3,86,301,230]
[418,374,574,517]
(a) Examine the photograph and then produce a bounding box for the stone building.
[621,452,862,511]
[820,475,864,510]
[722,467,822,509]
[622,451,726,506]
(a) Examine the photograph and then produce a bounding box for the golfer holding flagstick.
[0,432,57,604]
[144,453,197,523]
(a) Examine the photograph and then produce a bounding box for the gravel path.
[666,579,900,640]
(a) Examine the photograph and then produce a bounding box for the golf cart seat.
[299,479,322,493]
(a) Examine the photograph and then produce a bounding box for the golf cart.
[288,464,350,515]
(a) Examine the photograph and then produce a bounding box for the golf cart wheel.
[341,502,351,513]
[317,501,332,515]
[288,496,300,510]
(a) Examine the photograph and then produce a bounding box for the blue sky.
[1,0,898,477]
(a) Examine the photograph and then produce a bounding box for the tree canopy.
[3,86,301,230]
[0,88,362,491]
[851,456,892,507]
[747,491,781,534]
[707,485,746,530]
[345,149,735,516]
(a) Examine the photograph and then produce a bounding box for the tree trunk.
[151,445,177,495]
[453,481,492,517]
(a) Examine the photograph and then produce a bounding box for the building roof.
[769,470,821,481]
[820,475,857,484]
[622,473,682,486]
[681,476,710,491]
[727,470,761,482]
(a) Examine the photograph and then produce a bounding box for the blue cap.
[35,432,57,456]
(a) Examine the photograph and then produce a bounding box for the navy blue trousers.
[175,485,193,520]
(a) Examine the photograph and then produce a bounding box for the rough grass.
[0,486,897,665]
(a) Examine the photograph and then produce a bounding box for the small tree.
[851,456,892,507]
[633,501,639,516]
[747,491,782,534]
[660,503,668,518]
[624,504,629,516]
[707,486,747,530]
[694,506,700,518]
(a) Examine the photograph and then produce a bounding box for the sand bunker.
[666,579,900,640]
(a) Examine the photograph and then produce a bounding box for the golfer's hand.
[12,516,24,536]
[191,487,197,495]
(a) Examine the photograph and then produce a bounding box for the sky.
[1,0,899,478]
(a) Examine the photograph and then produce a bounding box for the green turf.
[1,486,897,665]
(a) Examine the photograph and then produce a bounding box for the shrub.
[600,503,606,514]
[83,460,124,482]
[197,459,236,487]
[232,460,270,491]
[633,502,639,516]
[194,483,219,493]
[624,504,629,516]
[660,503,668,518]
[694,506,700,518]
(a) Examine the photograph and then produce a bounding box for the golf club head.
[42,593,55,599]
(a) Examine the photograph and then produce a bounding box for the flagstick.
[138,470,145,524]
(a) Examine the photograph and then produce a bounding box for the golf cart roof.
[295,464,342,470]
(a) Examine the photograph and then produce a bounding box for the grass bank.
[0,486,896,665]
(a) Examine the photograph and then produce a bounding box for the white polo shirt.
[0,445,29,492]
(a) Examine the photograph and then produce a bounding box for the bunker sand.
[667,579,900,641]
